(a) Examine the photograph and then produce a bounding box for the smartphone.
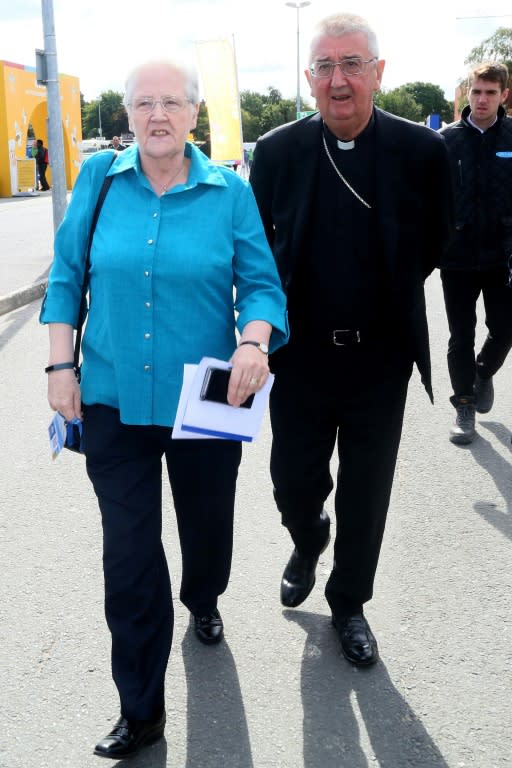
[200,367,254,409]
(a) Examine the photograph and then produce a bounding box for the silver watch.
[238,340,269,354]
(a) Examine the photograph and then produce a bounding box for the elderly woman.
[40,58,288,759]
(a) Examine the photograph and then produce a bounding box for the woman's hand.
[227,344,270,407]
[47,323,82,421]
[48,369,83,422]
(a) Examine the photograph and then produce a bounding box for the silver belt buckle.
[333,329,361,346]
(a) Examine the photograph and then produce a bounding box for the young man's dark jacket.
[250,108,454,402]
[439,104,512,270]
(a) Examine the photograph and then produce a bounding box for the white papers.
[48,411,67,459]
[172,357,274,442]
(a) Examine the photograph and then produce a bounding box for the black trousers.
[270,341,412,616]
[82,404,242,720]
[441,267,512,398]
[37,162,50,190]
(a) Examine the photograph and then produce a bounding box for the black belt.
[293,327,386,347]
[332,329,362,346]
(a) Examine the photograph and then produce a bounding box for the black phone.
[200,367,254,409]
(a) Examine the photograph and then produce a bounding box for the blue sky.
[1,0,511,102]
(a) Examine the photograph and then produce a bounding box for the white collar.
[467,112,498,133]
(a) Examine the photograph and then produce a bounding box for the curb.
[0,280,47,317]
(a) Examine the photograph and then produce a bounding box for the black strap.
[74,153,117,372]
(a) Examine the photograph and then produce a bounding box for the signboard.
[17,158,36,192]
[426,113,441,130]
[297,110,317,120]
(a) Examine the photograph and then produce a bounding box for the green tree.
[402,82,453,123]
[266,86,283,105]
[374,87,423,122]
[465,26,512,69]
[192,101,210,142]
[463,26,512,112]
[82,90,128,140]
[258,101,296,136]
[239,87,314,140]
[240,108,261,142]
[240,90,266,115]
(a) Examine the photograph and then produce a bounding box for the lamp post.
[285,1,311,118]
[98,96,103,138]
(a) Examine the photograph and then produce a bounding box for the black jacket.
[439,105,512,270]
[250,108,454,401]
[35,145,47,167]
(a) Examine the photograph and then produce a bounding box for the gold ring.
[249,377,259,386]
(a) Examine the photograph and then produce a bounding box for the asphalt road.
[0,194,511,767]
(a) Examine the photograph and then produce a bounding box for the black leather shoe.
[332,613,379,667]
[474,373,494,414]
[93,710,166,759]
[280,534,331,608]
[193,608,224,644]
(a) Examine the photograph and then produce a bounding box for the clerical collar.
[323,113,375,151]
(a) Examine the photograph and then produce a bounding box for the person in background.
[439,62,512,445]
[40,57,288,760]
[108,135,127,150]
[199,132,211,158]
[250,12,453,667]
[34,138,50,190]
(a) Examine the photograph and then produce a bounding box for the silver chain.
[322,132,371,209]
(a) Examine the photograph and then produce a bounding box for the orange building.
[0,60,82,197]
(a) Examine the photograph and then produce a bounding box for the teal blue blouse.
[40,143,288,426]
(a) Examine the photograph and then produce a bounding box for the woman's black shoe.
[93,711,166,759]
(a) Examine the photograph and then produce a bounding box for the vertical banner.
[195,38,243,164]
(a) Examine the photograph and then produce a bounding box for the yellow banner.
[195,38,242,164]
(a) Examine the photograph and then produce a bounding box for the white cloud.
[1,0,510,103]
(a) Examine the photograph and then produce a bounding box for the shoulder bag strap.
[74,152,117,372]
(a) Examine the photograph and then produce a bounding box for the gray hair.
[309,13,379,63]
[123,58,199,108]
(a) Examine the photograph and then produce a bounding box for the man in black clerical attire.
[250,12,454,666]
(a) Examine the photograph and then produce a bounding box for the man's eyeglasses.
[309,57,377,78]
[129,96,193,114]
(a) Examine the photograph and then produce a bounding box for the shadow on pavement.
[0,298,42,352]
[284,610,449,768]
[181,622,254,768]
[469,421,512,540]
[111,738,168,768]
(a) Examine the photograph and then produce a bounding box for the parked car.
[78,139,110,164]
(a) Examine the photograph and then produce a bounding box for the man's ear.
[374,59,385,92]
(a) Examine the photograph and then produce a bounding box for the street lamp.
[285,1,311,118]
[98,96,103,138]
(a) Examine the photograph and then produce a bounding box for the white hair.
[309,13,379,63]
[123,58,199,108]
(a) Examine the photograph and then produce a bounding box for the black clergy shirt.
[288,116,390,339]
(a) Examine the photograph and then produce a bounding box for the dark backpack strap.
[74,152,117,372]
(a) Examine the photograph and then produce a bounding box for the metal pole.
[98,98,102,137]
[295,6,300,116]
[286,2,311,119]
[41,0,67,232]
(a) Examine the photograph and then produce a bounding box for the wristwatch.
[238,340,269,354]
